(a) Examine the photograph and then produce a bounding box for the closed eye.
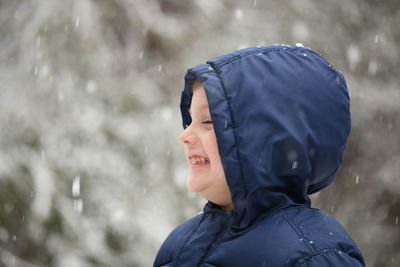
[202,120,213,124]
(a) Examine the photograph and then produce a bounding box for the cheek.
[207,144,226,179]
[203,132,220,160]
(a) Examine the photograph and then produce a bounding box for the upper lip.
[187,153,208,159]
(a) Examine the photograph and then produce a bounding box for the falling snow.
[0,1,399,267]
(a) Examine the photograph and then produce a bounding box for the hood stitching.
[207,62,249,217]
[208,46,314,69]
[294,248,360,267]
[183,65,249,218]
[281,210,316,252]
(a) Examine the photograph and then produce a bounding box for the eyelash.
[184,120,212,129]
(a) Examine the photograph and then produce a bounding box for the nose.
[179,126,197,145]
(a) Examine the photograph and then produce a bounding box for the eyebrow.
[188,104,209,115]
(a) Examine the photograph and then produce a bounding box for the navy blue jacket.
[154,45,365,267]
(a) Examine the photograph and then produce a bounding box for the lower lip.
[190,162,210,169]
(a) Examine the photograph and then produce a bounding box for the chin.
[186,176,206,193]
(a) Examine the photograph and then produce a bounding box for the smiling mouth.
[189,156,210,166]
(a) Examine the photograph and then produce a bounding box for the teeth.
[190,156,209,165]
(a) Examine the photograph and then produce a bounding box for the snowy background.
[0,0,399,266]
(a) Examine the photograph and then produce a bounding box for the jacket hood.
[180,45,351,229]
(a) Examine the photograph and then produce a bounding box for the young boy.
[154,45,365,267]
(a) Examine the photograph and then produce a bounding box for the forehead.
[188,81,210,115]
[188,104,209,115]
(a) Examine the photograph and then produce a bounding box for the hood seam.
[209,47,345,82]
[281,210,316,252]
[209,47,310,69]
[207,62,249,216]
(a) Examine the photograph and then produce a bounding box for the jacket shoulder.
[282,207,365,266]
[226,206,365,266]
[153,212,203,267]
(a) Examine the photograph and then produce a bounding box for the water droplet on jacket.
[309,240,314,244]
[291,161,298,169]
[303,53,307,56]
[208,66,213,70]
[295,43,304,47]
[336,75,340,84]
[329,232,333,236]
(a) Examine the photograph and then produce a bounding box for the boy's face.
[179,81,233,210]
